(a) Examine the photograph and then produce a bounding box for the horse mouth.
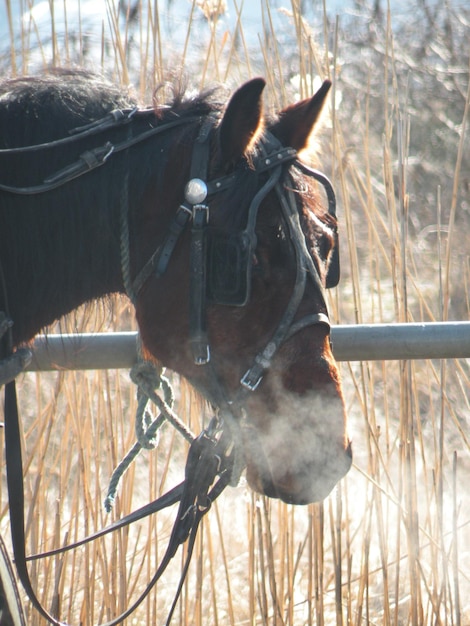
[239,394,352,505]
[243,436,352,504]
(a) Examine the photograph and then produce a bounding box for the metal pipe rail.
[25,322,470,371]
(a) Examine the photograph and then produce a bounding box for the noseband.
[131,120,339,400]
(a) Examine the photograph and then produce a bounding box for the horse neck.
[1,184,125,347]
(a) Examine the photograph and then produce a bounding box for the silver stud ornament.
[185,178,208,205]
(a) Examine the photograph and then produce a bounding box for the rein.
[4,379,236,626]
[1,105,339,624]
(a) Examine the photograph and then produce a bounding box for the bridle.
[130,118,339,395]
[0,105,339,625]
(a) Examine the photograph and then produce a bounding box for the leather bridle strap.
[187,119,214,364]
[131,119,214,365]
[0,115,199,195]
[4,380,69,626]
[239,160,331,392]
[190,204,210,363]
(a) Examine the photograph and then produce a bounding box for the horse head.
[135,78,352,504]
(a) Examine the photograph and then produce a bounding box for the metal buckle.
[192,203,209,225]
[240,368,263,392]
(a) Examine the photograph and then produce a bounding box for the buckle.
[192,203,209,225]
[240,367,263,392]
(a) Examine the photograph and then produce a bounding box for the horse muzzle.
[244,437,352,504]
[240,392,352,505]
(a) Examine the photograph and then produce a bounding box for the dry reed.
[0,0,469,624]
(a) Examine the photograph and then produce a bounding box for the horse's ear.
[270,80,331,151]
[219,77,266,163]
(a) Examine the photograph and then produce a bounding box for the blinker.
[208,230,253,306]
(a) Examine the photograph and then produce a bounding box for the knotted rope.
[119,167,137,305]
[104,358,196,512]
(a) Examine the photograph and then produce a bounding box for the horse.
[0,68,352,507]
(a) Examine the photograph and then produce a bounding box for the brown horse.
[0,69,351,505]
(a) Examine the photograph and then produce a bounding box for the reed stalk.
[0,0,469,624]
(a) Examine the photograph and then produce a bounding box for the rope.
[119,168,137,304]
[104,358,196,513]
[130,361,195,443]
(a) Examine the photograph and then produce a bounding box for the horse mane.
[0,69,222,146]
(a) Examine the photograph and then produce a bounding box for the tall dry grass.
[1,0,469,624]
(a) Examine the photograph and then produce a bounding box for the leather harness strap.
[187,119,214,365]
[0,113,199,195]
[5,380,66,625]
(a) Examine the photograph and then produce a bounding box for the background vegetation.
[0,0,469,624]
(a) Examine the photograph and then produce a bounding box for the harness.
[131,118,339,388]
[0,105,339,625]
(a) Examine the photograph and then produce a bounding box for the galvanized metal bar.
[24,322,470,372]
[331,322,470,362]
[27,332,139,372]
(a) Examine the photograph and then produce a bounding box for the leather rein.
[1,106,338,625]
